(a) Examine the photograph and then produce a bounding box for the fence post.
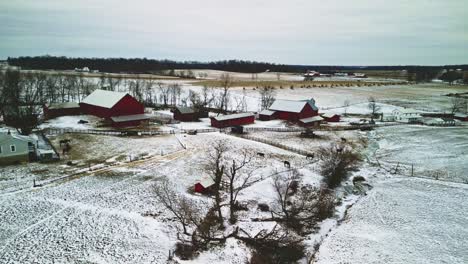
[411,164,414,177]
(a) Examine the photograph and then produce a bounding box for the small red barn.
[321,113,341,122]
[80,90,144,119]
[210,113,255,128]
[110,114,150,127]
[43,102,81,120]
[454,113,468,121]
[299,116,323,127]
[194,176,215,193]
[269,99,319,122]
[258,109,276,121]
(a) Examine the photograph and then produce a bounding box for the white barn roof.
[269,99,318,113]
[212,112,254,121]
[81,90,128,109]
[259,109,276,116]
[110,114,151,123]
[300,116,323,123]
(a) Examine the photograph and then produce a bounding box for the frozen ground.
[316,177,468,264]
[38,115,102,130]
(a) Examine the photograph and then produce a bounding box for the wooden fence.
[236,134,314,157]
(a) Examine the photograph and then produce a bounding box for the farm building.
[173,107,207,122]
[0,132,36,165]
[268,98,319,121]
[299,116,323,127]
[110,114,150,127]
[80,90,147,127]
[210,113,255,128]
[194,176,215,193]
[80,90,144,119]
[392,108,422,123]
[43,102,81,120]
[425,118,457,126]
[453,113,468,121]
[258,109,276,121]
[321,113,341,122]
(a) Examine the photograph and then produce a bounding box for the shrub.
[317,144,361,189]
[174,242,197,260]
[257,203,270,212]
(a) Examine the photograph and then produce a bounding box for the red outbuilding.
[43,102,81,120]
[173,107,200,122]
[194,176,215,194]
[210,113,255,128]
[454,113,468,122]
[80,89,144,119]
[299,116,323,127]
[80,89,148,127]
[268,99,319,121]
[258,109,276,121]
[321,113,341,122]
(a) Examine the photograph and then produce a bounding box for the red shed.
[321,113,341,122]
[194,176,215,193]
[258,109,276,121]
[454,113,468,121]
[110,114,150,127]
[80,89,144,119]
[210,113,255,128]
[269,99,319,121]
[43,102,81,120]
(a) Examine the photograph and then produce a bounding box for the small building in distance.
[453,113,468,122]
[0,132,36,165]
[299,116,323,127]
[392,108,422,123]
[268,98,319,122]
[258,109,276,121]
[425,118,457,126]
[173,106,207,122]
[210,113,255,128]
[43,102,81,120]
[321,113,341,122]
[194,176,215,193]
[80,89,148,127]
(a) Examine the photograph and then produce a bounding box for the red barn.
[454,113,468,121]
[269,99,319,121]
[80,89,144,119]
[173,107,198,122]
[258,109,276,121]
[210,113,255,128]
[80,89,148,127]
[321,113,341,122]
[43,102,81,120]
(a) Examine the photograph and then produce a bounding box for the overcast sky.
[1,0,467,65]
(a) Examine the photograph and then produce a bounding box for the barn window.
[10,145,16,152]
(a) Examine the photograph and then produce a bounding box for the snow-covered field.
[1,80,467,263]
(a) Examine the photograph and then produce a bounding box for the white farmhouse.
[392,108,422,123]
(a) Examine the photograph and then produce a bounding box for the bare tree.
[259,86,276,110]
[367,96,381,119]
[217,73,232,114]
[343,99,350,117]
[157,82,170,106]
[169,83,182,106]
[449,97,467,114]
[317,144,360,189]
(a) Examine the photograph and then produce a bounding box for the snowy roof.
[110,114,151,123]
[212,112,254,121]
[176,107,195,114]
[454,113,468,118]
[0,132,33,143]
[47,102,80,110]
[269,98,318,113]
[81,90,128,109]
[259,109,276,116]
[394,108,419,114]
[321,113,339,118]
[198,176,215,188]
[300,116,323,123]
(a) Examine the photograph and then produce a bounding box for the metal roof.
[299,116,323,123]
[321,113,338,118]
[110,114,151,123]
[269,98,318,113]
[81,89,129,109]
[454,113,468,118]
[47,102,80,110]
[176,107,196,114]
[212,112,254,121]
[394,108,419,114]
[198,176,215,188]
[259,109,275,116]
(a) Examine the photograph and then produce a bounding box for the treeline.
[8,56,468,74]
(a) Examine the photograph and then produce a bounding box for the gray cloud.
[1,0,467,65]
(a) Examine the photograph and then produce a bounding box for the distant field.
[192,79,407,88]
